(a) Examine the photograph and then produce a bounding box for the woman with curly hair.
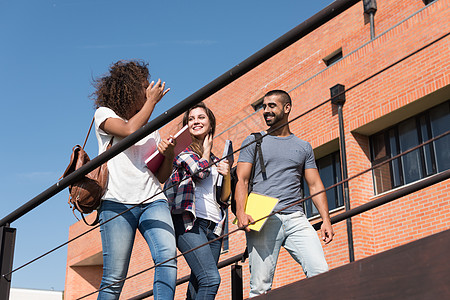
[164,102,231,299]
[92,60,177,299]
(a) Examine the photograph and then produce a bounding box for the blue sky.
[0,0,333,292]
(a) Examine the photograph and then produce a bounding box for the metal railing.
[0,2,362,299]
[1,0,448,299]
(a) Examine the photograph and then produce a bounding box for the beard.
[264,111,284,127]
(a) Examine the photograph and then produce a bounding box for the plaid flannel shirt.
[164,148,228,236]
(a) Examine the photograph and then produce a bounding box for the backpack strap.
[248,132,265,193]
[254,132,266,179]
[241,132,265,263]
[82,117,95,149]
[71,205,100,226]
[59,118,94,181]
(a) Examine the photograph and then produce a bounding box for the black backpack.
[230,132,266,214]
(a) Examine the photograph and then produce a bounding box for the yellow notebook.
[234,193,279,231]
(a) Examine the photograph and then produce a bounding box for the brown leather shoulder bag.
[61,118,112,226]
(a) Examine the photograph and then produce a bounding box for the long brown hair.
[182,102,216,157]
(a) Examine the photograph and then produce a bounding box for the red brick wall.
[65,215,102,300]
[65,1,450,299]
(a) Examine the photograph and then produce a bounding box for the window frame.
[323,48,343,67]
[303,151,345,219]
[370,100,449,194]
[423,0,437,5]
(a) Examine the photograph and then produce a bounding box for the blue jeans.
[246,211,328,297]
[97,199,177,300]
[173,215,222,300]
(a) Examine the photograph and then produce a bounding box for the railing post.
[231,263,243,300]
[0,225,16,300]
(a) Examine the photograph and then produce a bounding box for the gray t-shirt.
[238,132,317,214]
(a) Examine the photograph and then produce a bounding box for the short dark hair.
[264,90,292,106]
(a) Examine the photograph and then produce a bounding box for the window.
[323,48,343,67]
[370,100,450,194]
[251,97,264,111]
[303,151,344,218]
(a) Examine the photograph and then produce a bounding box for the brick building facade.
[65,0,450,299]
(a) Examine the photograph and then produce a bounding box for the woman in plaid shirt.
[164,102,231,299]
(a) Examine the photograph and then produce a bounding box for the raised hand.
[146,79,170,105]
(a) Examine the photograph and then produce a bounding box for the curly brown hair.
[92,60,150,120]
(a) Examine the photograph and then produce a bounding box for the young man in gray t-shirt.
[235,90,334,297]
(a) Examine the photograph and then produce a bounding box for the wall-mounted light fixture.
[330,83,354,262]
[363,0,377,39]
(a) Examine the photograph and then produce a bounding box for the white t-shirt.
[94,107,166,204]
[194,165,222,223]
